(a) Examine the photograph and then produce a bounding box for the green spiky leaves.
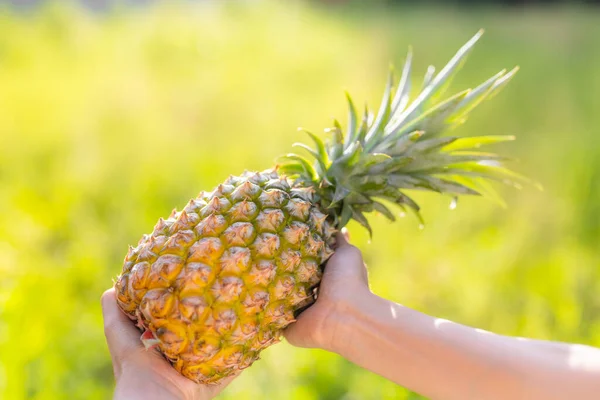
[279,30,527,234]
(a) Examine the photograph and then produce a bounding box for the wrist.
[115,367,191,400]
[320,288,379,355]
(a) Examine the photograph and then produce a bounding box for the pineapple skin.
[114,169,336,384]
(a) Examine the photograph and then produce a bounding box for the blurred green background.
[1,1,599,399]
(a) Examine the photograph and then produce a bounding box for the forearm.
[330,292,600,400]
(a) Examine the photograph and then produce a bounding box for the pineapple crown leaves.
[278,30,534,234]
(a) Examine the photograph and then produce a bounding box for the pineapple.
[114,31,527,384]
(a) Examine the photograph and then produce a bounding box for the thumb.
[341,227,350,242]
[101,288,143,362]
[327,232,368,284]
[334,229,352,249]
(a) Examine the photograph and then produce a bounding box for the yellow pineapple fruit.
[116,170,334,383]
[114,31,527,384]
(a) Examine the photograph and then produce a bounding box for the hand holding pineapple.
[103,234,600,400]
[102,30,600,399]
[102,289,236,400]
[282,230,370,351]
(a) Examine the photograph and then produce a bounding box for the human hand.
[284,229,371,353]
[101,289,236,400]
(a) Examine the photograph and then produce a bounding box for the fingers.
[332,232,362,263]
[329,229,369,284]
[330,243,363,269]
[204,372,241,398]
[341,227,350,242]
[101,288,143,362]
[334,229,352,250]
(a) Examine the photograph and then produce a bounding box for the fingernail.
[341,227,350,241]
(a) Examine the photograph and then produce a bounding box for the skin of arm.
[285,232,600,400]
[102,231,600,400]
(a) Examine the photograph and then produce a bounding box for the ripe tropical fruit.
[114,30,527,384]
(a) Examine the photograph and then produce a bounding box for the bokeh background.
[1,0,599,399]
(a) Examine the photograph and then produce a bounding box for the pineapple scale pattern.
[115,169,336,384]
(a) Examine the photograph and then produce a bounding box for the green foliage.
[282,31,521,234]
[0,2,599,399]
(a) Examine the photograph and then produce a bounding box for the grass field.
[0,1,599,399]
